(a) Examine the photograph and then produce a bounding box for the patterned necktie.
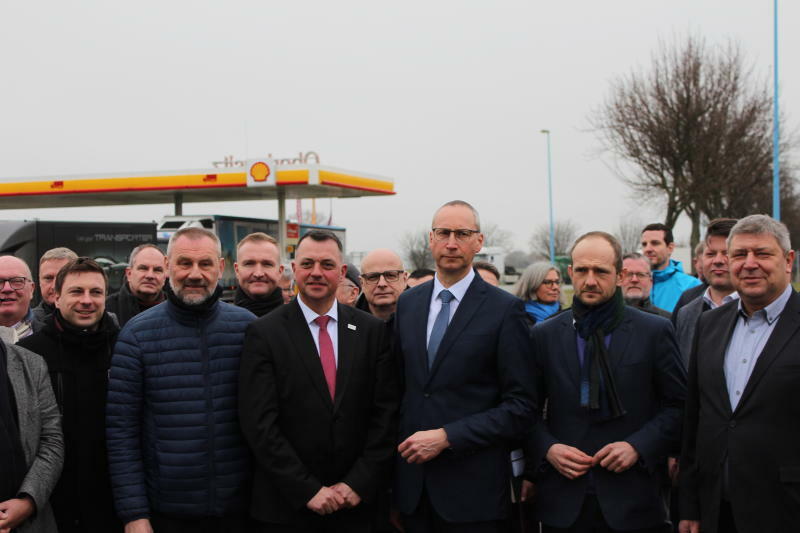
[314,315,336,400]
[427,289,454,369]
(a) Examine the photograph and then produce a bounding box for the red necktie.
[314,315,336,400]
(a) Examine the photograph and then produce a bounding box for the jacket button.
[423,393,430,398]
[729,420,737,428]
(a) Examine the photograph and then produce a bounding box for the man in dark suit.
[393,200,535,532]
[679,214,800,533]
[524,231,686,533]
[239,230,399,533]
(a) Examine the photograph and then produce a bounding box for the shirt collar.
[297,295,338,326]
[702,286,739,309]
[737,283,793,324]
[432,268,475,303]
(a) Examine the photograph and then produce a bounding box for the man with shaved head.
[0,256,40,341]
[356,248,408,322]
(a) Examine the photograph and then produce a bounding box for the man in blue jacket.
[106,227,256,533]
[641,223,701,313]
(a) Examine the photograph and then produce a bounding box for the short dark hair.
[296,230,343,253]
[473,261,500,282]
[705,218,738,241]
[642,223,674,245]
[570,231,623,273]
[55,257,108,294]
[409,268,435,280]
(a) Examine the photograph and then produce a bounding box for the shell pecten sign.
[246,159,275,187]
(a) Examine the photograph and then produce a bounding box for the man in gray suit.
[0,333,63,533]
[674,219,738,366]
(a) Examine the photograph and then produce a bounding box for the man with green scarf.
[523,231,686,533]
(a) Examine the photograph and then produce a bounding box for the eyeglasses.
[0,277,29,290]
[431,228,480,242]
[623,272,651,280]
[361,270,405,284]
[540,279,561,287]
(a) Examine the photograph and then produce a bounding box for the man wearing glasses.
[0,256,41,342]
[356,249,408,322]
[393,200,535,532]
[621,253,671,319]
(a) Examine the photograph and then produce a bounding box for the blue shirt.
[723,284,792,410]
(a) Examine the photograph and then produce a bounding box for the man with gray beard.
[106,227,257,533]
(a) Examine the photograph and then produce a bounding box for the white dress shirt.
[701,286,739,310]
[297,296,339,366]
[426,268,475,346]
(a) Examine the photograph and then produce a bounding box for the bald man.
[356,249,408,322]
[0,256,40,341]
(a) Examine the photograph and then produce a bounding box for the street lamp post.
[773,0,781,220]
[540,129,556,263]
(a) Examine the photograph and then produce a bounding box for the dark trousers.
[402,491,506,533]
[150,512,255,533]
[717,500,738,533]
[541,495,668,533]
[253,507,373,533]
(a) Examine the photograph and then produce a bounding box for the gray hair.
[727,214,792,253]
[129,243,165,266]
[39,247,77,266]
[513,261,559,301]
[432,200,481,231]
[167,227,222,257]
[280,268,293,282]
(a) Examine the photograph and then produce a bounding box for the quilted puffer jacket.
[105,290,256,523]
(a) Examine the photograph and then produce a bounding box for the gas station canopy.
[0,159,395,209]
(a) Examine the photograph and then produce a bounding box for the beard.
[170,278,212,305]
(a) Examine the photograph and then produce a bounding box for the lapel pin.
[348,323,357,330]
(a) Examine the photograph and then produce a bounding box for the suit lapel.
[607,310,634,370]
[286,300,334,409]
[411,282,434,380]
[558,312,582,391]
[735,291,800,412]
[333,304,355,413]
[427,275,487,381]
[709,303,740,415]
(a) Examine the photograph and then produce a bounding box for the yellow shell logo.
[250,162,271,182]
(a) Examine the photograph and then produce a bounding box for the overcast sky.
[0,1,796,257]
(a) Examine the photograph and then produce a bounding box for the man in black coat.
[19,257,121,533]
[679,215,800,533]
[524,232,686,533]
[233,232,285,317]
[105,243,166,327]
[239,230,399,532]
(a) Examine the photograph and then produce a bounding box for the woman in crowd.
[514,262,562,327]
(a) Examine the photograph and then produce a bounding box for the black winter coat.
[18,311,122,533]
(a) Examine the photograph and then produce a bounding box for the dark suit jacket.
[393,274,535,522]
[525,306,686,530]
[680,291,800,533]
[238,300,399,526]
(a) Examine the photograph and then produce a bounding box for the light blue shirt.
[426,268,475,346]
[297,296,339,366]
[723,284,792,410]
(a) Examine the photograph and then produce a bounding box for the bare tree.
[528,220,579,260]
[400,228,433,270]
[616,218,644,255]
[481,222,514,252]
[592,34,796,251]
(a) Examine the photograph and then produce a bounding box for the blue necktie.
[427,289,454,369]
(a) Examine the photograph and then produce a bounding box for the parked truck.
[0,219,157,301]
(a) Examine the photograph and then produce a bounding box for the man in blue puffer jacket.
[106,227,256,533]
[641,223,702,313]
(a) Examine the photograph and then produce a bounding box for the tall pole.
[773,0,781,220]
[541,129,555,263]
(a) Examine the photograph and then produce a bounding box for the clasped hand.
[306,483,361,515]
[546,441,639,479]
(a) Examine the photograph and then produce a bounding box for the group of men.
[1,202,797,533]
